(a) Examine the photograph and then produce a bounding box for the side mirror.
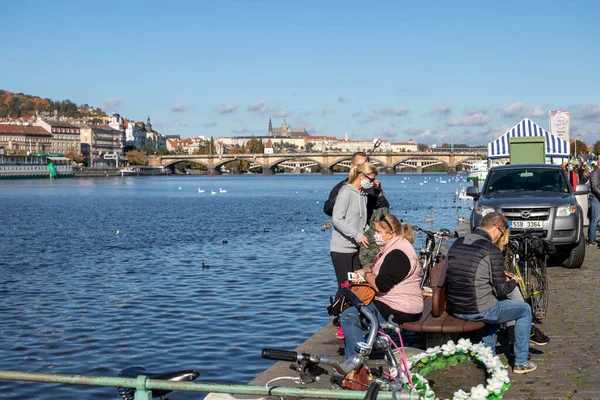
[574,184,590,195]
[466,186,480,200]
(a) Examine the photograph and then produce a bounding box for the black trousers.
[330,251,361,301]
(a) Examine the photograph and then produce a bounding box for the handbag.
[350,283,376,305]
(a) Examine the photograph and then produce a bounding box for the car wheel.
[561,240,585,269]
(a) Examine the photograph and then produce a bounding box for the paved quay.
[250,242,600,399]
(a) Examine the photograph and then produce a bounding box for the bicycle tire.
[420,253,431,288]
[529,256,549,321]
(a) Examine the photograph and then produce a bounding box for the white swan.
[211,190,217,195]
[219,188,227,193]
[198,188,205,193]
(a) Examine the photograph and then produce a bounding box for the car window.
[485,169,569,194]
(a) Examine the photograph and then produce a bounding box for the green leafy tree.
[417,143,429,152]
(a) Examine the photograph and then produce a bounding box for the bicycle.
[414,226,455,290]
[506,229,551,321]
[262,288,416,399]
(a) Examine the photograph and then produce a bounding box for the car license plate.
[508,220,543,229]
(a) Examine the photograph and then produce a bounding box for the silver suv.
[467,164,589,269]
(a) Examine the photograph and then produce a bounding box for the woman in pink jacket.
[339,214,423,359]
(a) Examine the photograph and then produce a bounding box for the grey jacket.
[590,167,600,200]
[330,184,368,253]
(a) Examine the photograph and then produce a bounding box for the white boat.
[466,160,489,182]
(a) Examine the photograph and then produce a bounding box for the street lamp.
[574,134,582,158]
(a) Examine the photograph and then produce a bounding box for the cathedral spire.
[268,118,273,136]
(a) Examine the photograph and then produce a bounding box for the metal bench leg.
[425,333,460,348]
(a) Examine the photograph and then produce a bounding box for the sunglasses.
[495,225,507,237]
[378,214,392,231]
[362,173,375,183]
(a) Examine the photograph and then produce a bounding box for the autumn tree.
[64,147,84,164]
[593,140,600,156]
[571,139,589,156]
[126,150,148,165]
[417,143,429,152]
[246,137,264,154]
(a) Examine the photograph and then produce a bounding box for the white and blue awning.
[487,118,570,159]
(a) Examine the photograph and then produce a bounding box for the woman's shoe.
[336,326,345,339]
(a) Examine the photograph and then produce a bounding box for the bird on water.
[425,208,435,222]
[202,262,210,269]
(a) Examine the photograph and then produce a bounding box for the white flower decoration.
[457,338,472,353]
[494,368,510,383]
[452,389,470,400]
[441,341,457,356]
[486,377,504,395]
[410,339,510,400]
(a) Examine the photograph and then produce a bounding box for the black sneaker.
[530,325,550,346]
[513,361,537,374]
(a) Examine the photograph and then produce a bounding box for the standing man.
[587,161,600,247]
[323,152,389,221]
[446,212,537,374]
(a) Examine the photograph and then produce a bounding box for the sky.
[2,0,600,146]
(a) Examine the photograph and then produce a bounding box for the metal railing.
[0,370,420,399]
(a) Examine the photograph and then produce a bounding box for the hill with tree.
[0,89,106,119]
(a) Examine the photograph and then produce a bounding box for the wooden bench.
[400,260,485,346]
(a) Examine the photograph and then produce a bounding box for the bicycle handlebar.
[414,226,454,237]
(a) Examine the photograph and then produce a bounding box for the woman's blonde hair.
[376,214,415,244]
[348,162,378,184]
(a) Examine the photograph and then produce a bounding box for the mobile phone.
[348,272,359,281]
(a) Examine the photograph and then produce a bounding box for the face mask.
[569,167,573,171]
[361,179,374,190]
[374,232,386,247]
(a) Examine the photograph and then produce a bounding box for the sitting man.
[446,212,537,374]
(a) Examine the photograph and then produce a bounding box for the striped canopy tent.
[487,118,570,159]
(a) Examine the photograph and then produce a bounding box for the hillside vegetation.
[0,89,106,119]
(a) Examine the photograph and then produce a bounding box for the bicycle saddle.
[117,367,199,400]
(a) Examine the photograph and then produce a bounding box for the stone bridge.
[148,150,487,175]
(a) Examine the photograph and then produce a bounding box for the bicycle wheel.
[529,256,548,321]
[419,254,431,289]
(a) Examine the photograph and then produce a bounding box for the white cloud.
[351,110,361,118]
[247,100,268,115]
[102,98,123,113]
[247,100,288,119]
[464,106,489,116]
[429,105,452,116]
[321,108,335,116]
[358,115,378,125]
[446,113,490,127]
[217,104,238,114]
[170,104,190,112]
[203,122,217,127]
[501,102,547,118]
[580,104,600,120]
[373,106,410,117]
[338,95,346,103]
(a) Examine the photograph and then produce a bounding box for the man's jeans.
[453,299,532,365]
[340,303,387,359]
[588,195,600,244]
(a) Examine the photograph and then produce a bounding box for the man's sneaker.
[513,361,537,374]
[586,240,597,247]
[530,325,550,346]
[336,326,345,339]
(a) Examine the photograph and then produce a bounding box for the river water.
[0,173,472,399]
